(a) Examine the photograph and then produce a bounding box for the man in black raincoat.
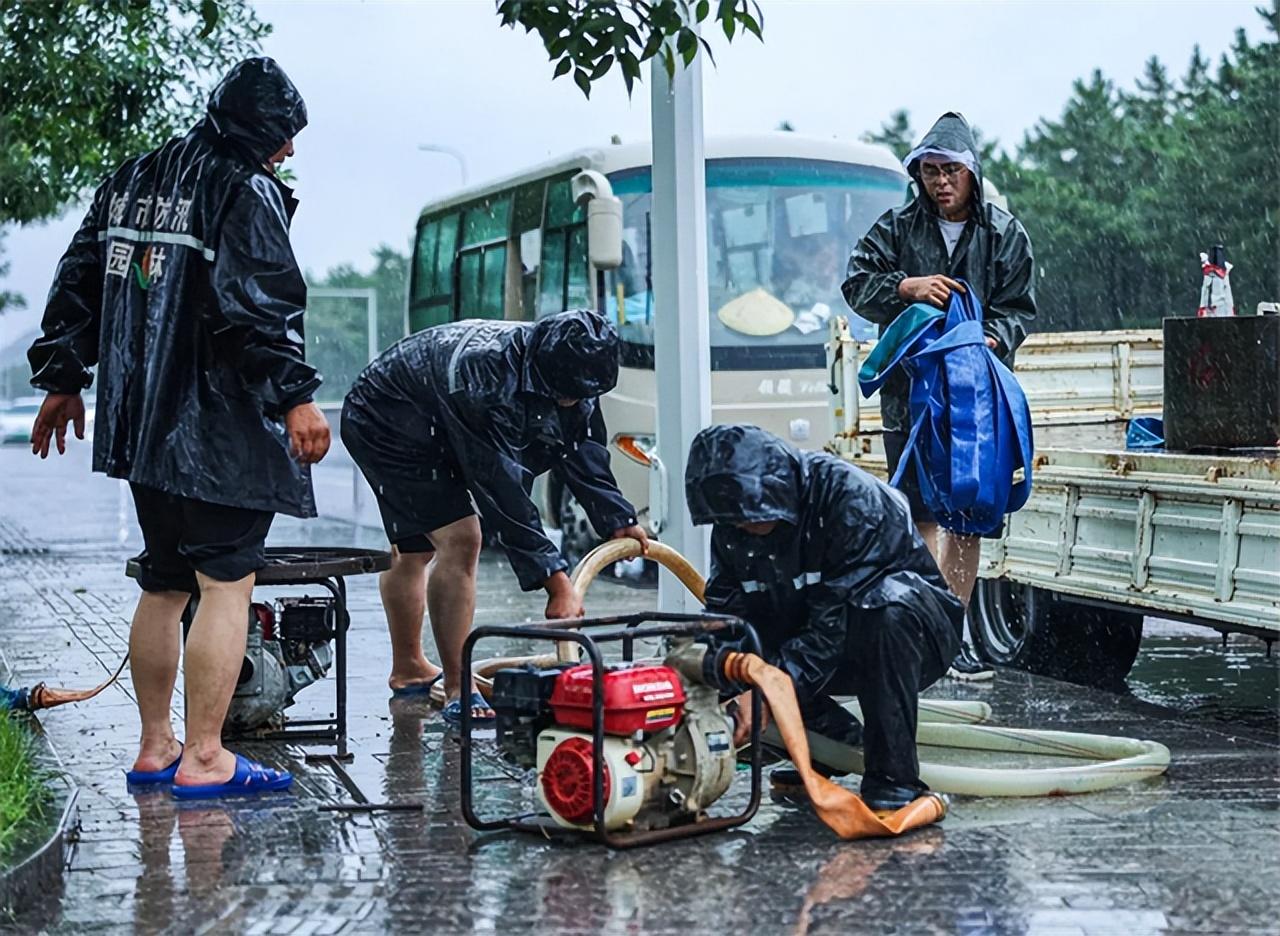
[27,58,329,797]
[686,424,964,811]
[843,111,1036,679]
[340,310,645,723]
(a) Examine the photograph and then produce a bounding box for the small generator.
[226,598,337,733]
[461,612,763,848]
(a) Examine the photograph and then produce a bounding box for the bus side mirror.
[572,170,623,271]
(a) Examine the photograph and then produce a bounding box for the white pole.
[650,50,711,613]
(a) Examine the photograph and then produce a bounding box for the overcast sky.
[1,0,1265,351]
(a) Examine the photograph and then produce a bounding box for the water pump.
[226,599,335,733]
[492,641,738,832]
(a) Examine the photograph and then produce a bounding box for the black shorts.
[340,403,474,554]
[883,431,1004,539]
[130,484,274,593]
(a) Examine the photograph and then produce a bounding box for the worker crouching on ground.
[685,424,964,811]
[340,311,647,725]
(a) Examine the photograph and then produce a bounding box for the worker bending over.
[341,311,646,725]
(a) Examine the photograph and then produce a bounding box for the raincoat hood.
[525,311,620,400]
[904,112,985,217]
[686,424,803,527]
[205,57,307,165]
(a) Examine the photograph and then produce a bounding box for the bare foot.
[388,659,442,693]
[131,735,183,774]
[174,747,237,787]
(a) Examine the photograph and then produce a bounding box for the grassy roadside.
[0,716,50,859]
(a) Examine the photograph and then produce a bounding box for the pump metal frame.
[460,611,763,849]
[126,546,391,757]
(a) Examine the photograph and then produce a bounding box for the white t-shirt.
[938,218,967,258]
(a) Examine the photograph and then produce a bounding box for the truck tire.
[968,580,1144,687]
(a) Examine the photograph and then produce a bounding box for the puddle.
[1126,624,1278,733]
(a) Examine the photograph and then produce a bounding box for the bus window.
[458,196,511,319]
[512,182,545,320]
[606,159,907,368]
[566,226,591,309]
[603,189,654,348]
[409,211,460,332]
[537,176,589,317]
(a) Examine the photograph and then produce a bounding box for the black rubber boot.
[769,762,841,801]
[860,774,932,812]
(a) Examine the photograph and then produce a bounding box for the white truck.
[826,319,1280,685]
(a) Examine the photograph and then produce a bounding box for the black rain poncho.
[842,112,1037,433]
[342,311,638,591]
[27,57,320,516]
[686,425,964,705]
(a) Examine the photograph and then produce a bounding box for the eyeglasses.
[920,163,967,182]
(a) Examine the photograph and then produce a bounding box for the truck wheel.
[968,580,1144,687]
[556,486,598,568]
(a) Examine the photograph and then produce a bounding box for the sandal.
[442,691,495,727]
[125,744,183,786]
[171,753,292,800]
[391,672,444,698]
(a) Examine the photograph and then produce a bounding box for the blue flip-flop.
[442,691,496,727]
[391,672,444,698]
[125,746,183,786]
[171,753,292,800]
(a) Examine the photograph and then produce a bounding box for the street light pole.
[416,144,469,186]
[650,50,712,614]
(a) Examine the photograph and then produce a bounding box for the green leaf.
[698,34,716,67]
[590,53,615,80]
[741,11,763,40]
[199,0,219,39]
[722,13,736,40]
[696,0,710,21]
[554,55,573,78]
[677,26,697,65]
[574,67,592,97]
[641,28,665,61]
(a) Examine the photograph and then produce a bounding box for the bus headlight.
[612,434,656,467]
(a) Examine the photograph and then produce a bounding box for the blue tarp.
[858,284,1035,535]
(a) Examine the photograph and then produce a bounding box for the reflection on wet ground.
[1,447,1277,934]
[1128,623,1278,734]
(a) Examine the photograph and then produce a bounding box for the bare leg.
[423,516,491,717]
[915,520,941,567]
[379,546,441,691]
[174,572,254,786]
[939,532,982,608]
[128,590,190,772]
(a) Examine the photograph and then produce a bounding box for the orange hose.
[724,651,945,839]
[22,653,130,711]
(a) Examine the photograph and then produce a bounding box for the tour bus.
[407,134,910,560]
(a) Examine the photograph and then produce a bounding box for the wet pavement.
[1,444,1277,934]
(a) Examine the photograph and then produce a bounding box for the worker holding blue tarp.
[842,112,1037,680]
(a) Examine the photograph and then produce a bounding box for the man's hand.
[31,393,85,459]
[284,402,331,466]
[897,275,966,309]
[544,570,584,620]
[985,336,999,350]
[731,689,770,748]
[610,524,649,555]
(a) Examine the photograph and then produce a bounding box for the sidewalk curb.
[0,654,82,924]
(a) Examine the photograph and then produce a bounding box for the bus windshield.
[606,157,908,366]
